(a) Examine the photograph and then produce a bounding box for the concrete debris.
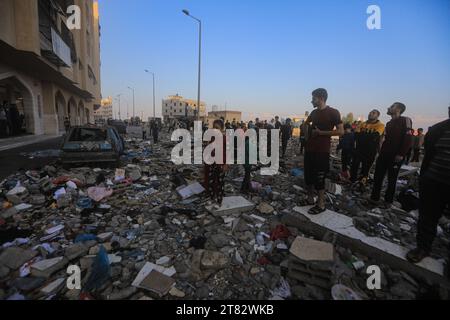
[0,129,448,300]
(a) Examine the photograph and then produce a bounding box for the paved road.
[0,137,63,180]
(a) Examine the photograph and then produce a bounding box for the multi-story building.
[162,94,206,122]
[94,96,113,124]
[0,0,101,137]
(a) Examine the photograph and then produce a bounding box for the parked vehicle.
[60,126,125,165]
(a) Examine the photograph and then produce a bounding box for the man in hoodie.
[370,103,413,205]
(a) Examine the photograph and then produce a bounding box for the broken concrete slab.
[40,278,66,295]
[132,262,176,288]
[65,243,89,261]
[138,270,175,297]
[11,277,46,292]
[206,196,255,216]
[200,250,229,270]
[6,186,29,205]
[30,195,46,205]
[176,182,205,199]
[30,256,68,278]
[155,256,171,267]
[169,287,186,298]
[290,236,335,263]
[0,247,38,270]
[97,232,113,242]
[283,206,447,286]
[257,202,274,214]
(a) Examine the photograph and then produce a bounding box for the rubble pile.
[0,133,449,300]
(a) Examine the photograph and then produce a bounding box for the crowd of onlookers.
[167,88,449,268]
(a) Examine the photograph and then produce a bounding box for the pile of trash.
[0,132,448,300]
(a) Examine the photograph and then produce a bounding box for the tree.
[342,112,354,124]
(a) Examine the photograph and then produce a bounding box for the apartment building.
[162,94,206,122]
[0,0,101,137]
[94,96,113,124]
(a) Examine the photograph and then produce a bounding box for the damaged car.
[60,126,125,165]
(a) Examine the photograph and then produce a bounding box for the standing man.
[0,103,7,138]
[64,116,71,133]
[280,118,293,158]
[299,120,306,155]
[304,88,344,215]
[406,107,450,263]
[151,120,160,143]
[350,109,385,184]
[404,129,415,165]
[370,103,413,205]
[411,128,425,163]
[337,124,355,179]
[275,116,282,130]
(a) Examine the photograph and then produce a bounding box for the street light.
[115,94,123,120]
[182,9,202,121]
[144,69,156,120]
[127,86,135,119]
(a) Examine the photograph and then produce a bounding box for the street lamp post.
[116,94,122,120]
[127,86,135,119]
[182,9,202,121]
[144,70,156,120]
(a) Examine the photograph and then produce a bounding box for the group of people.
[200,87,450,266]
[337,113,425,186]
[0,101,25,138]
[142,120,161,143]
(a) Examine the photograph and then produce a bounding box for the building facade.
[207,110,242,126]
[0,0,101,137]
[94,96,113,124]
[162,94,206,122]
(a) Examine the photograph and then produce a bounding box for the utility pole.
[182,9,202,121]
[127,86,135,119]
[116,94,123,120]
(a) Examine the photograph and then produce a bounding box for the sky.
[98,0,450,129]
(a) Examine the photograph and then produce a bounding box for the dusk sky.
[99,0,450,129]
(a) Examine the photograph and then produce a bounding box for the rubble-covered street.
[1,131,449,301]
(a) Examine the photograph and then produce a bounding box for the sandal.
[308,205,327,215]
[406,248,430,263]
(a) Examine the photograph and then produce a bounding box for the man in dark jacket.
[337,123,355,179]
[151,120,160,143]
[274,116,282,130]
[371,102,413,205]
[407,107,450,263]
[280,118,293,158]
